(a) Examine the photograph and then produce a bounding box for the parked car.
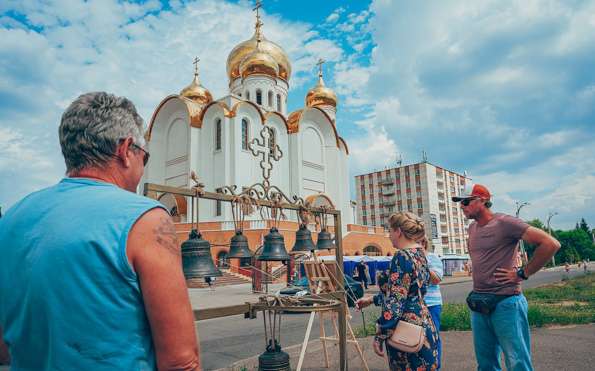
[278,275,364,307]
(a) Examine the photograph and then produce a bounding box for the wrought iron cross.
[249,125,282,187]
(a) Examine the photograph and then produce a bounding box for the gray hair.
[59,92,145,173]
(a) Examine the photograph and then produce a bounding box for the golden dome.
[306,64,337,108]
[179,59,213,105]
[239,38,279,79]
[226,19,291,81]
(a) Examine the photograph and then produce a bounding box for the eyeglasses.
[131,143,150,166]
[461,198,477,206]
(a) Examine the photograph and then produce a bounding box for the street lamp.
[546,212,559,266]
[516,201,530,266]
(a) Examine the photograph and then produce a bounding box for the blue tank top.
[0,178,165,371]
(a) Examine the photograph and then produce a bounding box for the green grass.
[353,273,595,337]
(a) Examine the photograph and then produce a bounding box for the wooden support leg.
[319,311,330,368]
[347,320,370,371]
[296,311,316,371]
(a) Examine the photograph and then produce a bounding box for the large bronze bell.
[316,228,335,250]
[258,227,290,261]
[228,230,253,258]
[181,229,222,279]
[291,224,315,253]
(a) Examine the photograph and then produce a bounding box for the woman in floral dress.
[357,212,439,370]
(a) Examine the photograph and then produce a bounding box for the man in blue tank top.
[0,92,201,370]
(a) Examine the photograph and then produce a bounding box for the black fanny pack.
[466,291,514,315]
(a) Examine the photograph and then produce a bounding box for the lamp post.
[547,212,559,266]
[515,201,530,266]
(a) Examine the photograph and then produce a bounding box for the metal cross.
[316,58,325,77]
[249,125,282,187]
[193,57,200,75]
[253,0,262,18]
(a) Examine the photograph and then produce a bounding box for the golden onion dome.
[238,38,279,79]
[226,23,291,81]
[306,67,337,108]
[179,60,213,105]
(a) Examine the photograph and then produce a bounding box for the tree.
[554,228,595,263]
[579,218,590,234]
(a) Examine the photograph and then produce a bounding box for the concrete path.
[217,323,595,371]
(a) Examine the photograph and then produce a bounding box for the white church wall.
[164,118,189,187]
[263,115,290,193]
[300,124,326,197]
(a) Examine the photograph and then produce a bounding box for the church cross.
[249,126,282,186]
[316,58,325,77]
[193,57,200,75]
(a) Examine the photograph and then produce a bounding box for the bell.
[291,224,315,253]
[258,340,290,371]
[258,227,290,261]
[316,228,335,250]
[228,230,253,258]
[181,229,222,279]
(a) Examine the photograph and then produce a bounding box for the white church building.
[142,11,353,229]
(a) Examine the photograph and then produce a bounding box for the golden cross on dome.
[253,0,264,37]
[193,57,200,75]
[316,58,326,78]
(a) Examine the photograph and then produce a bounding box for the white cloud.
[348,125,398,175]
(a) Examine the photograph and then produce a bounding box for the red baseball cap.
[452,184,491,202]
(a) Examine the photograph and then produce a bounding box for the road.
[197,267,590,370]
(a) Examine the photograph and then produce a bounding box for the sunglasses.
[461,198,477,206]
[131,143,150,166]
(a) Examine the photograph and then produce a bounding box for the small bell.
[181,229,222,279]
[316,228,335,250]
[228,230,253,258]
[258,227,290,261]
[291,224,315,253]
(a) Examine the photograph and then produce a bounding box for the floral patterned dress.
[377,248,439,370]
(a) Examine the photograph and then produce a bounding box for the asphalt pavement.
[196,264,593,370]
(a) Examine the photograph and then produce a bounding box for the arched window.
[256,89,262,105]
[268,127,276,154]
[268,91,273,107]
[363,245,381,256]
[246,91,250,100]
[215,118,222,150]
[241,118,249,150]
[276,94,281,112]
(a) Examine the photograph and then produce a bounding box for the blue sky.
[1,0,594,230]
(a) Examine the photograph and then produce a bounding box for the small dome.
[226,15,291,81]
[306,73,337,108]
[179,61,213,105]
[239,39,279,79]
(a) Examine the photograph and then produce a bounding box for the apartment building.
[355,161,470,256]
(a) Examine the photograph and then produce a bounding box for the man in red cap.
[453,184,560,371]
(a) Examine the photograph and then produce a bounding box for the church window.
[246,91,250,100]
[215,200,222,216]
[215,119,222,151]
[256,89,262,105]
[268,91,273,107]
[241,119,249,150]
[268,127,276,154]
[276,94,281,112]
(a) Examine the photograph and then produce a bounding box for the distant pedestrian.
[364,262,371,288]
[453,184,560,371]
[420,237,443,369]
[583,260,588,274]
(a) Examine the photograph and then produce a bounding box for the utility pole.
[547,211,559,266]
[516,201,529,265]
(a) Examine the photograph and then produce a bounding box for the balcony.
[382,198,396,207]
[379,177,394,185]
[382,187,395,195]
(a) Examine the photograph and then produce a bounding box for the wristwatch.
[516,267,528,280]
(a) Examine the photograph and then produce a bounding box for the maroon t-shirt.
[467,213,530,295]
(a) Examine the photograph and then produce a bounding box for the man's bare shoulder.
[128,208,180,264]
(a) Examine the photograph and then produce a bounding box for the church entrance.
[216,251,229,268]
[363,245,381,256]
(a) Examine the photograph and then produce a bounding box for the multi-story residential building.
[355,161,471,256]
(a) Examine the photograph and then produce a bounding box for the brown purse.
[386,250,426,353]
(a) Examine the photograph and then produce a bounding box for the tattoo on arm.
[153,217,181,256]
